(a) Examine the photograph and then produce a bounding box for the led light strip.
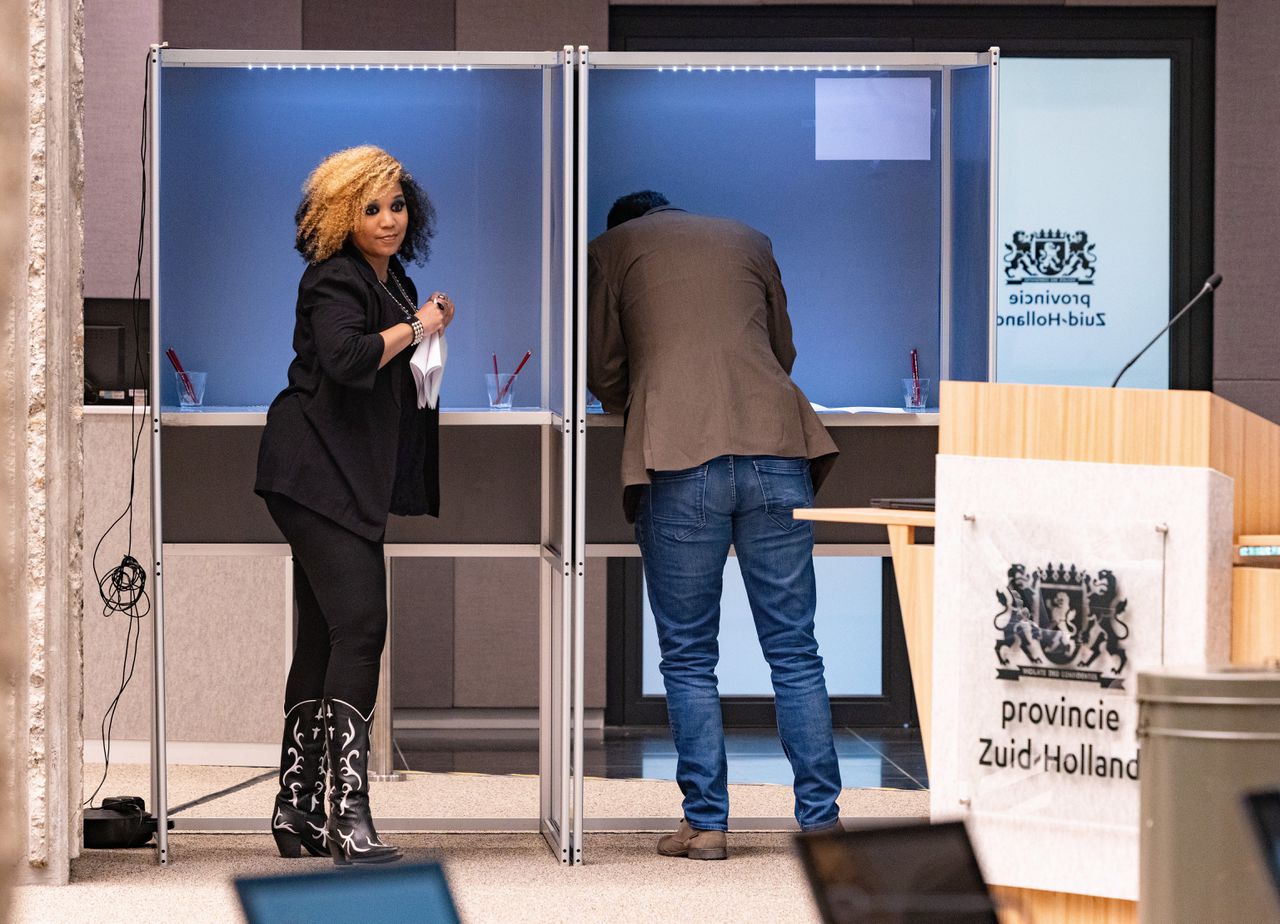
[655,64,886,72]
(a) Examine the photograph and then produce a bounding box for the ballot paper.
[809,402,909,414]
[410,332,446,409]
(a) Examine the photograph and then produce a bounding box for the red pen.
[491,351,499,381]
[496,350,532,403]
[910,348,921,405]
[165,347,198,404]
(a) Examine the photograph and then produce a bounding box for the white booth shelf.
[92,404,936,427]
[586,410,939,427]
[154,406,563,427]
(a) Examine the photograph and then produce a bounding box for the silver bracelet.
[408,317,425,346]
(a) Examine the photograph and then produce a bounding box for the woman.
[255,145,455,865]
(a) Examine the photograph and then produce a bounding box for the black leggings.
[264,493,387,716]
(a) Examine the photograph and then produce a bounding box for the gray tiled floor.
[396,725,929,790]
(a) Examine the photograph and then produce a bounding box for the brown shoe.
[656,818,728,860]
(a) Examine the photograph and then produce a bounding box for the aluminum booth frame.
[146,45,998,867]
[147,45,582,865]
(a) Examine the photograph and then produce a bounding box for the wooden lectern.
[797,381,1280,924]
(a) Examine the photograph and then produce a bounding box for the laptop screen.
[795,820,998,924]
[1245,790,1280,903]
[235,862,460,924]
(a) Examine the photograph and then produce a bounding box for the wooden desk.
[794,507,936,768]
[1232,535,1280,665]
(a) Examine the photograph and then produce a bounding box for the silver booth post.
[1137,665,1280,923]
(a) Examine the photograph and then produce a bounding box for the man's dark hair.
[606,190,669,230]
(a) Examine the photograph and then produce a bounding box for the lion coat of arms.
[1004,229,1097,284]
[993,562,1129,687]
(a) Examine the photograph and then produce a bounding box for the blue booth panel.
[587,68,944,409]
[158,66,553,410]
[948,65,993,383]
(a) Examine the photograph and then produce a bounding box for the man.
[587,191,842,860]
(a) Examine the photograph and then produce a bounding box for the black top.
[255,243,440,540]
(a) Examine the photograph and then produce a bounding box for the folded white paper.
[410,332,446,410]
[809,403,910,414]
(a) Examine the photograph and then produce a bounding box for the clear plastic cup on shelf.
[175,371,207,408]
[902,377,929,413]
[486,372,516,410]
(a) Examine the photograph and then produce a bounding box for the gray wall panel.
[302,0,455,50]
[386,427,543,543]
[161,425,542,543]
[585,558,606,708]
[1215,0,1280,407]
[391,558,455,708]
[809,428,939,546]
[454,0,605,50]
[162,0,302,48]
[164,554,287,743]
[161,427,280,542]
[1208,379,1280,426]
[84,0,158,298]
[452,558,540,707]
[83,414,155,743]
[584,426,628,542]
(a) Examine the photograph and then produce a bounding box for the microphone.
[1110,273,1222,388]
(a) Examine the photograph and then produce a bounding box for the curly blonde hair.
[294,145,436,265]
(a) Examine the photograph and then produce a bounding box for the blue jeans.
[635,455,841,831]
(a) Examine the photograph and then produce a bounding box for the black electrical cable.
[84,49,152,810]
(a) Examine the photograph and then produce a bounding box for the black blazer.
[255,244,440,540]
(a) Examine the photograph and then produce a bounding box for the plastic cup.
[902,377,930,413]
[176,371,207,408]
[486,372,516,410]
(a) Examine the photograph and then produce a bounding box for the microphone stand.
[1110,274,1222,388]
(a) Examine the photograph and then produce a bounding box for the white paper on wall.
[814,77,932,161]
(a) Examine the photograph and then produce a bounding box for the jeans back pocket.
[647,466,708,542]
[751,458,813,531]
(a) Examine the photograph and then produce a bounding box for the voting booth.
[147,47,578,863]
[577,47,999,825]
[144,46,1000,866]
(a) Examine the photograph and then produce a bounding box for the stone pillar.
[0,0,27,910]
[9,0,86,887]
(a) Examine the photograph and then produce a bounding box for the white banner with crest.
[931,456,1232,899]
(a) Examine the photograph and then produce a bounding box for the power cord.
[84,49,152,810]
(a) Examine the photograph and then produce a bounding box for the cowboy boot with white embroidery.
[271,699,330,857]
[324,698,401,866]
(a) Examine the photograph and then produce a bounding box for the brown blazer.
[587,207,837,521]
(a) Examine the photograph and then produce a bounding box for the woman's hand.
[416,291,455,335]
[378,291,456,368]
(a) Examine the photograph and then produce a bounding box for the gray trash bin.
[1138,665,1280,923]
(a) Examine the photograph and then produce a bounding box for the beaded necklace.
[378,271,416,321]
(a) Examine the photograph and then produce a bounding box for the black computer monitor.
[235,861,460,924]
[1244,790,1280,906]
[795,819,999,924]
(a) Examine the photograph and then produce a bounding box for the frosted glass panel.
[949,65,992,382]
[815,77,932,161]
[997,58,1171,388]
